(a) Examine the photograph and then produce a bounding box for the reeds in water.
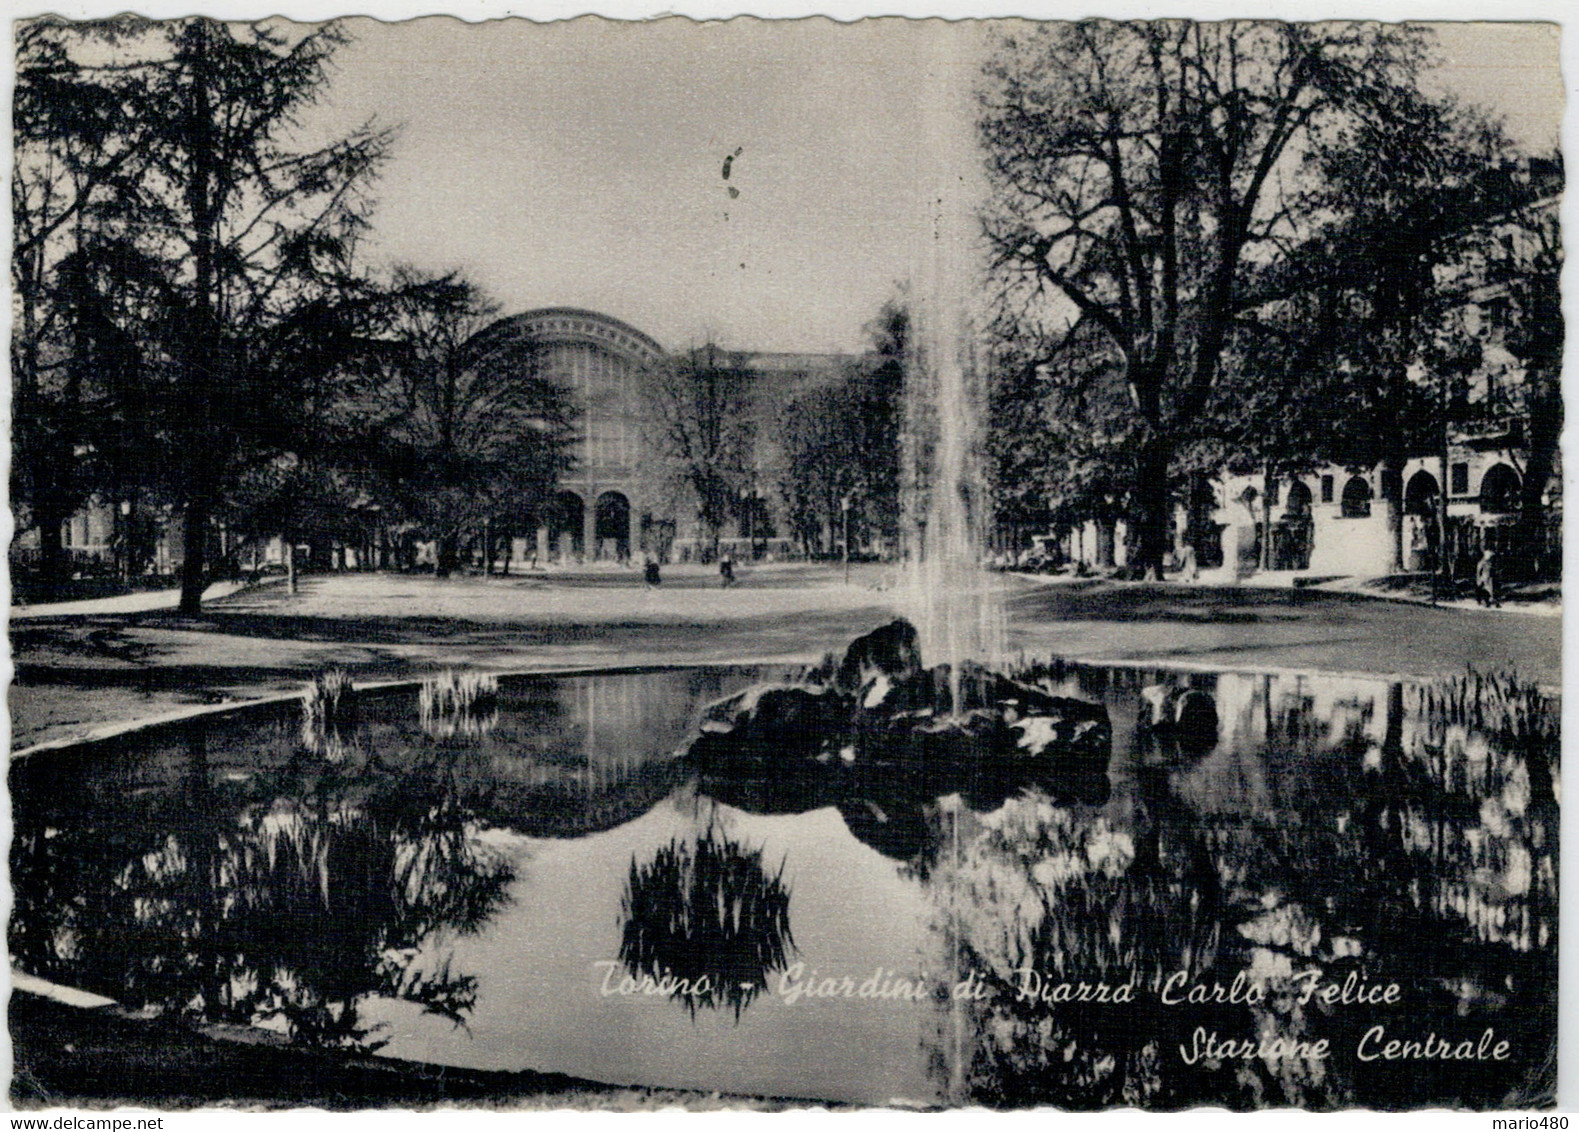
[1411,669,1558,750]
[301,669,359,762]
[419,670,501,739]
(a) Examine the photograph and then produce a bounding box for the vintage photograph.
[6,12,1564,1112]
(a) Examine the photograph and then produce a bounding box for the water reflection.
[693,737,1109,877]
[619,818,796,1019]
[8,664,1559,1109]
[924,669,1559,1110]
[8,718,513,1051]
[9,668,761,1052]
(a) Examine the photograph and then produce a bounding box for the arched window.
[1340,476,1373,519]
[1404,470,1440,517]
[1479,464,1521,514]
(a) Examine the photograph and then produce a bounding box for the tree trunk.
[1134,439,1172,580]
[1512,373,1560,582]
[436,532,458,578]
[1382,456,1406,573]
[177,497,209,615]
[286,540,298,595]
[1260,464,1274,573]
[1438,442,1453,594]
[177,28,220,620]
[33,506,70,602]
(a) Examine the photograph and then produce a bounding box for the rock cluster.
[683,619,1114,845]
[1137,682,1220,762]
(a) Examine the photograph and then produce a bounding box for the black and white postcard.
[6,4,1568,1117]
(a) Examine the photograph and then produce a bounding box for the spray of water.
[902,26,1006,702]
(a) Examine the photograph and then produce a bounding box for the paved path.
[9,580,251,620]
[8,567,1561,749]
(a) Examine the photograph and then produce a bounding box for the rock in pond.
[833,618,923,694]
[684,619,1111,795]
[1138,682,1219,761]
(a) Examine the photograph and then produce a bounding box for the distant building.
[468,308,664,564]
[18,306,860,582]
[467,307,858,566]
[1052,174,1561,583]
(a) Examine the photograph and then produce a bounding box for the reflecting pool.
[9,664,1559,1108]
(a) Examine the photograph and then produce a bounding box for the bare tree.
[356,271,578,577]
[982,20,1434,577]
[646,344,755,563]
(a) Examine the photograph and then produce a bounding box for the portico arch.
[551,491,585,561]
[1479,464,1520,514]
[1405,470,1439,515]
[1404,470,1441,572]
[1340,476,1373,519]
[1284,480,1312,516]
[595,491,632,561]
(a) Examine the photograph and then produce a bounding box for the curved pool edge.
[15,650,1545,763]
[7,654,822,762]
[8,974,843,1112]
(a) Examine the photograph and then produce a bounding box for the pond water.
[9,663,1559,1109]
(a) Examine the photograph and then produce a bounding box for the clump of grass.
[301,669,359,762]
[420,670,500,739]
[1413,669,1558,747]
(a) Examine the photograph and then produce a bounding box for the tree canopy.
[349,271,579,576]
[982,20,1445,575]
[12,16,392,609]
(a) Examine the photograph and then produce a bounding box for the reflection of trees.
[10,667,772,1056]
[926,671,1559,1110]
[9,719,514,1052]
[928,791,1253,1110]
[619,820,794,1020]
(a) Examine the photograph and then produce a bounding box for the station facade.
[470,307,662,565]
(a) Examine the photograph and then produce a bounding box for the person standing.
[1475,547,1500,608]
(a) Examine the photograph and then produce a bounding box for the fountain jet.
[902,26,1005,700]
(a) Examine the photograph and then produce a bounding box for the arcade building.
[28,306,856,579]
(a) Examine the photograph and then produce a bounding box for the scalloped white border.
[2,4,1573,1126]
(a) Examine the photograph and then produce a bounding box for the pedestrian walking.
[1475,547,1501,607]
[719,554,735,588]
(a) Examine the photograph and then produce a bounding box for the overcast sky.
[307,19,1564,354]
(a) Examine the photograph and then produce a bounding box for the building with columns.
[469,307,663,564]
[469,306,856,566]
